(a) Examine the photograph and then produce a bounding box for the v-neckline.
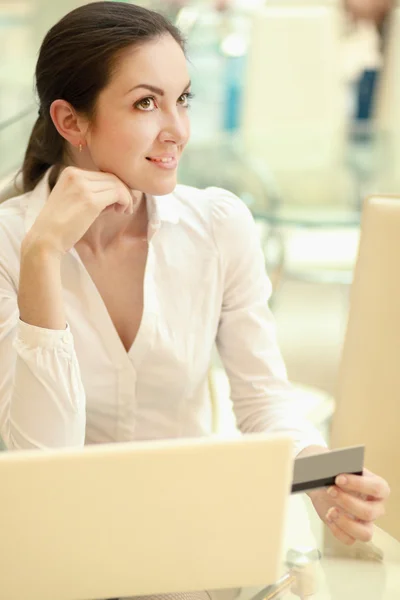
[66,244,158,371]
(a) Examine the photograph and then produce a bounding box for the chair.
[329,194,400,541]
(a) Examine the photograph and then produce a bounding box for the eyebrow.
[127,81,191,96]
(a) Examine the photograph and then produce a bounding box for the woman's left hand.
[309,468,390,545]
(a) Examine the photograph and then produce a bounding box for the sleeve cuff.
[16,319,74,350]
[294,435,329,458]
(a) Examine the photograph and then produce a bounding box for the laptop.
[0,432,294,600]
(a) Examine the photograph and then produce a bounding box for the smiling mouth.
[146,157,176,164]
[145,156,178,170]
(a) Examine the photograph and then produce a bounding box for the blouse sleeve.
[210,187,327,456]
[0,249,86,450]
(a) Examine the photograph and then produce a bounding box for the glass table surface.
[240,493,400,600]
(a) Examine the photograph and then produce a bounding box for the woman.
[0,0,389,571]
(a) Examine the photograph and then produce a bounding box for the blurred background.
[1,0,400,428]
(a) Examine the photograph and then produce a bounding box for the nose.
[159,106,189,146]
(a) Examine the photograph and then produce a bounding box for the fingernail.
[327,486,338,498]
[326,508,339,523]
[336,475,347,486]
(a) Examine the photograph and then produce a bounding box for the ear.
[49,99,88,149]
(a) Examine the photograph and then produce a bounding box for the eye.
[178,92,195,108]
[135,96,157,111]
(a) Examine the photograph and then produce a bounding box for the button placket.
[128,239,159,368]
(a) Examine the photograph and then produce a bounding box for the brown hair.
[21,1,185,192]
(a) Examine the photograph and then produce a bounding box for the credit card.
[291,446,365,494]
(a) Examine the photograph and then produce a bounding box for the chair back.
[331,194,400,541]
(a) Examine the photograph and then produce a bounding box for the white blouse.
[0,170,326,455]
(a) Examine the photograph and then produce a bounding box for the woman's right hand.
[23,166,134,257]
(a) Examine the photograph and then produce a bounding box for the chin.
[142,177,178,197]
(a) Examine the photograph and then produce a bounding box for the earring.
[79,143,83,153]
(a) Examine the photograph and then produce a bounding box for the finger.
[84,171,138,206]
[86,170,134,197]
[102,178,136,211]
[78,177,135,197]
[362,469,391,501]
[335,471,391,500]
[326,508,374,543]
[71,168,120,183]
[76,180,121,193]
[113,201,132,215]
[325,508,356,546]
[60,166,109,182]
[66,168,130,193]
[61,169,125,194]
[91,189,132,213]
[65,168,136,203]
[327,486,385,522]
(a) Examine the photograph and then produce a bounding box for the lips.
[145,154,179,171]
[146,156,176,164]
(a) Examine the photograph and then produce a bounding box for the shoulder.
[0,193,28,241]
[172,184,254,241]
[0,188,27,221]
[0,193,29,282]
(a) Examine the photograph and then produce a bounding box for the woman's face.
[83,34,191,196]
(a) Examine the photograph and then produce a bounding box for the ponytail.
[21,112,63,192]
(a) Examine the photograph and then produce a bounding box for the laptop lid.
[0,433,293,600]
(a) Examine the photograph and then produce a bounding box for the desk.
[239,494,400,600]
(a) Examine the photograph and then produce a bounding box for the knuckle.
[327,521,338,536]
[373,484,382,498]
[62,166,77,183]
[363,507,375,522]
[82,194,96,210]
[372,476,389,499]
[78,178,90,194]
[338,493,351,511]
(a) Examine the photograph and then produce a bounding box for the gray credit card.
[291,446,365,494]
